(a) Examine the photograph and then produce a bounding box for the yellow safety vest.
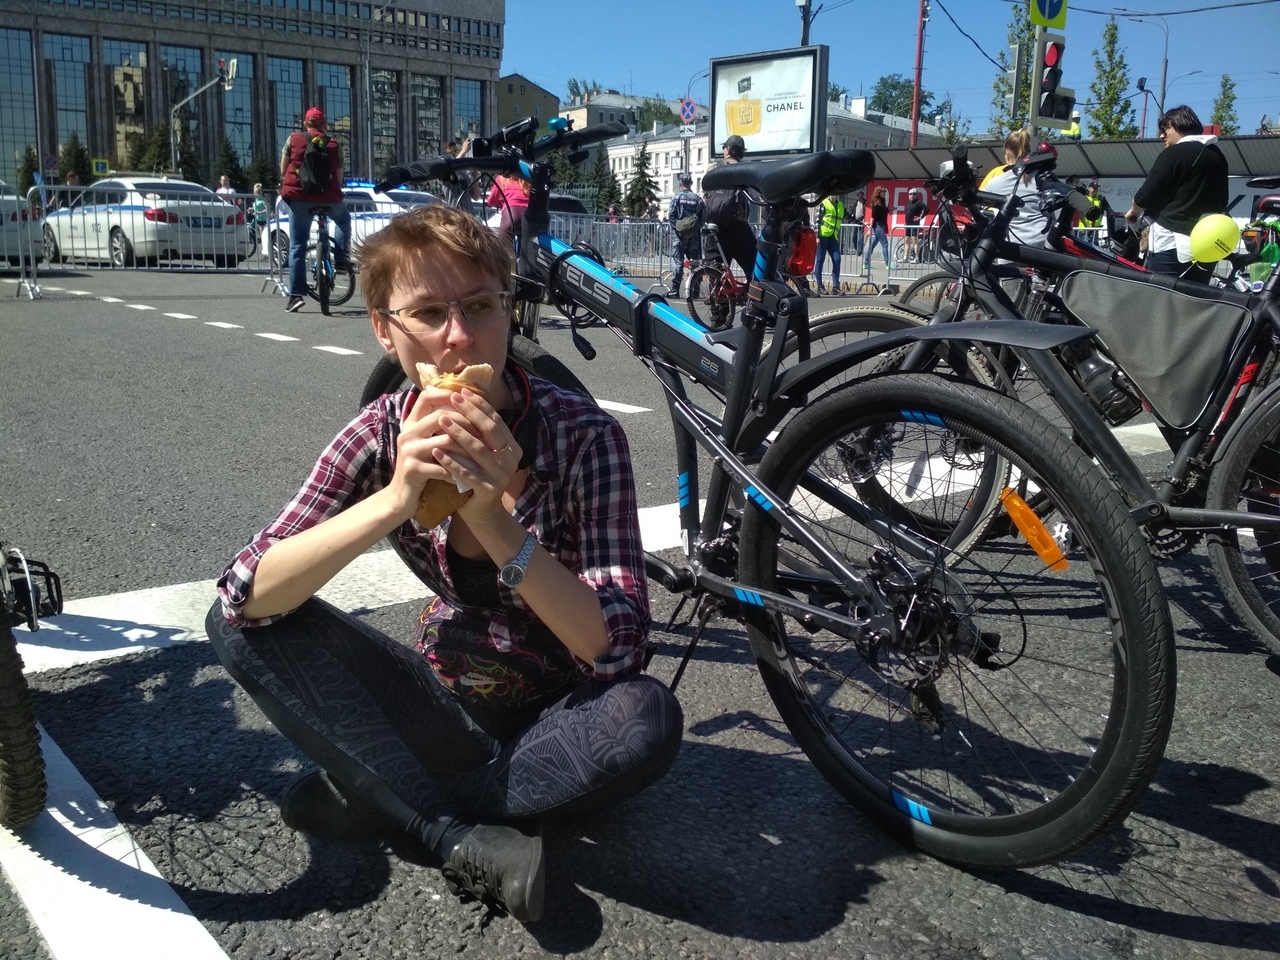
[819,197,844,238]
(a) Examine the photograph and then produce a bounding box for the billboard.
[709,45,829,159]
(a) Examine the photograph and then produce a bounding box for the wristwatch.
[499,531,538,587]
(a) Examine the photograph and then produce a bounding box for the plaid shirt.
[216,367,650,697]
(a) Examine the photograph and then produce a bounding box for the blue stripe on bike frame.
[677,471,691,507]
[518,160,534,179]
[892,792,934,825]
[542,236,710,341]
[901,410,946,427]
[733,588,765,607]
[753,251,768,280]
[744,485,772,511]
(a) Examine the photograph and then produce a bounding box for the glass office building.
[0,0,503,187]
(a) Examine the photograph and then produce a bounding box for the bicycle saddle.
[702,150,875,205]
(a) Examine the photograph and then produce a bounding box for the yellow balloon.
[1189,214,1240,263]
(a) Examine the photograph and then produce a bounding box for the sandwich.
[413,361,495,528]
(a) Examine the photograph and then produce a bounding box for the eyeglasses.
[379,291,511,333]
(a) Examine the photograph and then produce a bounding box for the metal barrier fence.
[3,185,43,299]
[548,216,670,280]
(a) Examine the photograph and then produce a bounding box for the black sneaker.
[279,770,393,842]
[442,824,545,922]
[286,295,305,312]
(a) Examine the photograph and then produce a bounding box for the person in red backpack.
[279,107,352,312]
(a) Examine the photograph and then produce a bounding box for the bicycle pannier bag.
[675,213,700,237]
[299,135,331,194]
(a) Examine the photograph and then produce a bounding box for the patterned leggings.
[204,598,684,829]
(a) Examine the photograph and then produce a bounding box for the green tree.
[57,131,93,184]
[566,78,602,101]
[622,141,657,217]
[125,125,170,173]
[244,151,278,192]
[869,73,933,119]
[550,148,584,189]
[990,3,1035,138]
[1086,18,1138,140]
[213,136,246,191]
[933,95,971,145]
[587,146,617,214]
[634,96,676,133]
[1210,74,1239,136]
[16,145,39,193]
[828,81,849,103]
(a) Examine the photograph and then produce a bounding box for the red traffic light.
[1044,42,1064,69]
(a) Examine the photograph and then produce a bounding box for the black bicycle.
[304,205,356,315]
[360,118,1176,869]
[0,541,62,828]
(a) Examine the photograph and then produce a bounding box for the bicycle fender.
[1209,375,1280,469]
[773,320,1093,403]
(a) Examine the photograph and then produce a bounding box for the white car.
[263,182,438,267]
[42,176,251,268]
[0,178,41,268]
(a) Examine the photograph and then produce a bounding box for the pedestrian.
[983,127,1051,248]
[667,171,703,292]
[251,182,270,251]
[206,203,684,924]
[486,173,529,243]
[849,189,866,256]
[606,204,620,223]
[1124,104,1229,282]
[903,189,927,262]
[279,106,352,312]
[1078,181,1110,237]
[703,135,756,283]
[814,192,845,295]
[863,187,891,271]
[216,173,237,199]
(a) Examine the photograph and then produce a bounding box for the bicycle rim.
[737,374,1175,867]
[687,265,734,329]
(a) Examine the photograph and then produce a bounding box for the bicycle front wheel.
[306,243,356,308]
[687,264,735,329]
[1206,399,1280,654]
[737,374,1175,868]
[0,620,46,828]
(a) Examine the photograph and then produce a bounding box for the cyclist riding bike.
[280,107,352,313]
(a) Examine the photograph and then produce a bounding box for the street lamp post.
[1118,9,1169,121]
[1163,69,1202,113]
[683,68,709,185]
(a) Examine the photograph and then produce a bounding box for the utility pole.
[798,0,814,45]
[910,0,928,147]
[170,59,235,176]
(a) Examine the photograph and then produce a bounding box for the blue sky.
[503,0,1280,138]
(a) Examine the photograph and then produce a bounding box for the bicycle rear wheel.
[737,374,1175,868]
[306,243,356,309]
[0,620,46,828]
[687,264,735,329]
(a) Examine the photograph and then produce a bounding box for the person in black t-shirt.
[1124,105,1228,282]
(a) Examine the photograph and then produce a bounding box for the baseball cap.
[677,172,692,185]
[722,134,745,153]
[304,107,326,125]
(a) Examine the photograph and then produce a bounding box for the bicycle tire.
[687,264,735,329]
[896,270,959,316]
[0,620,47,828]
[305,243,356,309]
[1205,400,1280,654]
[737,373,1175,868]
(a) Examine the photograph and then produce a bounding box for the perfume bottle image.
[725,75,761,137]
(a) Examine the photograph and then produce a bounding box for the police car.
[263,180,438,267]
[41,175,251,268]
[0,178,40,268]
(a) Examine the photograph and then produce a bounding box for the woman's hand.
[386,387,475,518]
[431,388,524,525]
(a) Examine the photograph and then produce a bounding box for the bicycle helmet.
[1189,214,1240,263]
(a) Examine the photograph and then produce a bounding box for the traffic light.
[1032,33,1075,130]
[1005,42,1028,123]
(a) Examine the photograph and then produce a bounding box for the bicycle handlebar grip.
[377,160,452,191]
[1066,190,1100,217]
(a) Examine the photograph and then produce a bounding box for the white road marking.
[257,332,300,342]
[125,304,156,311]
[1111,421,1168,456]
[597,399,653,414]
[314,345,364,356]
[41,285,64,291]
[205,321,242,329]
[99,296,123,303]
[66,290,93,296]
[164,312,198,319]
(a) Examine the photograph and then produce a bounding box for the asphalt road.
[1,266,1279,960]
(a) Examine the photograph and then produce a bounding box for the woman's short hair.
[1158,105,1203,137]
[357,204,513,311]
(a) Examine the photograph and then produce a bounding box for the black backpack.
[704,187,743,226]
[298,134,331,194]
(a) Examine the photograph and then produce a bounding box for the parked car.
[263,181,438,268]
[41,176,251,268]
[0,178,41,268]
[469,193,591,231]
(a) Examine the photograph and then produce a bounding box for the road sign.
[1030,0,1066,29]
[680,124,696,138]
[92,158,109,176]
[679,98,696,123]
[43,155,57,172]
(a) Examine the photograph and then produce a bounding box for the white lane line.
[41,285,65,291]
[66,290,93,296]
[99,296,123,303]
[0,733,229,960]
[257,332,300,342]
[205,321,242,329]
[125,304,156,311]
[597,399,653,414]
[314,345,364,356]
[164,312,198,319]
[1111,421,1167,456]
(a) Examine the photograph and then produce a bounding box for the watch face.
[500,563,525,587]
